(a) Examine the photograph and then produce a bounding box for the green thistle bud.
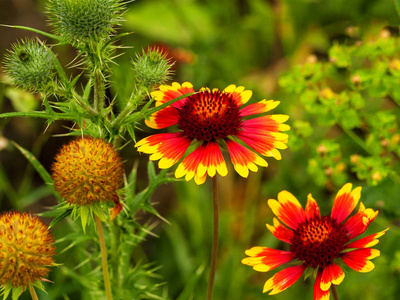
[132,48,174,87]
[3,39,55,92]
[46,0,125,46]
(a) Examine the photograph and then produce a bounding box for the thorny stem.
[207,175,219,300]
[28,284,39,300]
[95,214,113,300]
[331,285,339,300]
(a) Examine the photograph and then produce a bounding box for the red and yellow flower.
[135,82,290,184]
[242,183,388,299]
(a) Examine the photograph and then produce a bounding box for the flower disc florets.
[290,216,350,269]
[178,89,242,142]
[46,0,125,46]
[3,39,55,92]
[52,138,124,207]
[0,211,55,289]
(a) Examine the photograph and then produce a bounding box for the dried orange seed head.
[0,211,56,288]
[52,138,124,206]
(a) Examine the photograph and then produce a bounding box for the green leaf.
[48,208,73,229]
[0,25,62,41]
[393,0,400,16]
[11,142,62,202]
[80,206,90,233]
[0,110,75,120]
[11,286,22,300]
[144,91,196,118]
[340,109,362,129]
[329,44,351,68]
[176,264,206,300]
[4,87,38,112]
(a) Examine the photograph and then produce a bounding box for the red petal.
[239,100,280,116]
[242,247,296,272]
[345,228,388,249]
[320,263,345,291]
[331,183,361,223]
[342,248,380,273]
[135,133,191,169]
[151,82,194,108]
[223,84,252,106]
[344,202,379,239]
[145,106,179,129]
[263,264,306,295]
[225,139,268,178]
[175,142,227,184]
[305,193,321,220]
[110,195,123,222]
[266,217,294,244]
[268,191,306,230]
[314,268,330,300]
[195,142,227,178]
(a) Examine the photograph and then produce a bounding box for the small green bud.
[132,48,174,87]
[3,39,55,92]
[46,0,125,46]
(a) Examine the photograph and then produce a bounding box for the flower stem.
[207,175,219,300]
[28,283,39,300]
[331,285,339,300]
[95,214,113,300]
[94,70,105,112]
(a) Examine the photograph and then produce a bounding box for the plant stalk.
[331,285,339,300]
[206,175,219,300]
[95,214,113,300]
[28,284,39,300]
[94,70,105,112]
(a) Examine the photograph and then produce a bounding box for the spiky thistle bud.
[132,48,174,87]
[46,0,125,46]
[0,211,56,293]
[3,39,55,92]
[51,138,124,221]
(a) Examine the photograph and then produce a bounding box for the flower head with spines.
[0,211,56,298]
[51,137,124,223]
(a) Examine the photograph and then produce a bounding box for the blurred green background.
[1,0,399,299]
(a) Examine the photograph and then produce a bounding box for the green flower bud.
[3,39,55,92]
[46,0,125,46]
[132,48,174,87]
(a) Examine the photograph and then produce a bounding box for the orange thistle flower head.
[242,183,388,299]
[0,211,56,292]
[135,82,290,184]
[52,138,124,221]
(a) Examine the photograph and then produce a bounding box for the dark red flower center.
[290,216,350,268]
[177,90,242,142]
